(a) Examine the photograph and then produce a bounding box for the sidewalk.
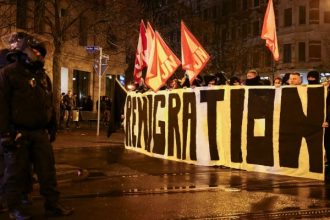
[52,123,125,184]
[53,122,125,149]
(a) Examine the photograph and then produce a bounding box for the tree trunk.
[52,45,62,125]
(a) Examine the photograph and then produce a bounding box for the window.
[309,0,319,9]
[16,0,27,29]
[73,70,90,108]
[60,8,67,17]
[231,27,236,40]
[34,0,45,33]
[203,8,208,20]
[242,0,248,11]
[284,8,292,27]
[253,0,260,8]
[283,44,292,63]
[203,34,208,44]
[252,51,260,67]
[309,41,321,62]
[325,11,330,23]
[309,0,319,24]
[222,1,230,16]
[299,6,306,25]
[212,6,217,18]
[221,29,227,42]
[298,42,306,62]
[252,20,259,36]
[79,16,88,46]
[232,0,237,13]
[265,50,272,67]
[242,23,248,39]
[309,10,320,24]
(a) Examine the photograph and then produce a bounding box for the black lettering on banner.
[125,96,132,146]
[146,95,153,152]
[200,89,225,161]
[131,97,137,146]
[230,89,245,163]
[137,97,149,149]
[246,89,275,166]
[279,87,324,173]
[152,95,166,155]
[182,92,197,160]
[168,93,181,157]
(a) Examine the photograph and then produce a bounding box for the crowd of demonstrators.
[0,32,73,219]
[128,69,330,181]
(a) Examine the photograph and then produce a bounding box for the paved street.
[1,123,330,219]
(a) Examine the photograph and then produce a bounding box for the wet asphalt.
[1,124,330,219]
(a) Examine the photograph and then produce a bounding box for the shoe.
[9,207,31,220]
[21,194,32,206]
[45,202,74,217]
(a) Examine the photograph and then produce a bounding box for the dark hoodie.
[245,75,262,86]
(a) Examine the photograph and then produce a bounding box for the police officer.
[0,32,73,219]
[0,48,10,213]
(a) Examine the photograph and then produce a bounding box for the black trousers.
[0,142,4,203]
[3,129,59,209]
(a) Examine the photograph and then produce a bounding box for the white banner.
[124,85,327,180]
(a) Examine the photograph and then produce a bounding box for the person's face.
[307,76,316,81]
[208,80,216,86]
[289,75,302,85]
[274,79,281,87]
[246,72,256,79]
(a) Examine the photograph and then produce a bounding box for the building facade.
[152,0,330,83]
[0,0,128,110]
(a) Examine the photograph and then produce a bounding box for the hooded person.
[281,73,290,85]
[204,74,217,86]
[229,76,241,85]
[307,70,320,85]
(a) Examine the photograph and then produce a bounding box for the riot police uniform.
[0,32,73,219]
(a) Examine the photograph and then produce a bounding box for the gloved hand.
[47,111,57,143]
[0,132,21,151]
[47,124,57,143]
[49,130,56,143]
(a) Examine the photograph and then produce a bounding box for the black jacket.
[0,57,55,133]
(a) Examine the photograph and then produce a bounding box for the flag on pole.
[181,21,210,84]
[261,0,279,61]
[145,22,155,66]
[133,20,147,84]
[145,31,181,92]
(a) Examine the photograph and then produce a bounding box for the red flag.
[145,22,155,66]
[261,0,279,61]
[181,21,210,84]
[145,31,181,92]
[133,20,147,84]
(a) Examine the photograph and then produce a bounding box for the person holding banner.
[245,69,262,86]
[288,72,302,85]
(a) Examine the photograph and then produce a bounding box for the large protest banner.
[124,85,327,180]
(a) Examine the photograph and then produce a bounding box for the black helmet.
[8,32,42,52]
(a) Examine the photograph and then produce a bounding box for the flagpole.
[272,58,275,83]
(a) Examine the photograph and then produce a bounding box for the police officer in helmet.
[0,32,73,219]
